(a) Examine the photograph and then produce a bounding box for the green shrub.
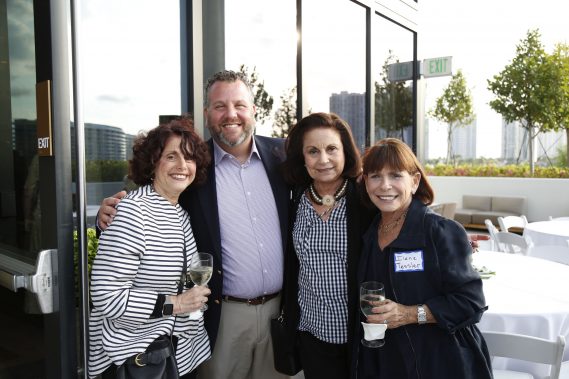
[424,164,569,178]
[72,160,129,182]
[73,228,99,301]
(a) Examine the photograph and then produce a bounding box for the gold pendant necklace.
[379,210,408,233]
[308,179,348,207]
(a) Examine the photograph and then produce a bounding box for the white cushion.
[493,369,534,379]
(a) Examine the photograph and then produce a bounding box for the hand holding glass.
[188,252,213,311]
[360,281,386,348]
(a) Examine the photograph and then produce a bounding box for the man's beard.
[209,119,255,148]
[217,127,252,147]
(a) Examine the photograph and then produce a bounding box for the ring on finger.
[383,319,388,324]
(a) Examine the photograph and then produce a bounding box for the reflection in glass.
[373,14,415,146]
[0,0,41,258]
[79,2,181,223]
[303,0,366,150]
[225,0,296,138]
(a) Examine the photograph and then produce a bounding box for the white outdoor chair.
[494,231,533,255]
[529,244,569,265]
[498,215,528,233]
[483,331,566,379]
[549,216,569,221]
[429,202,457,220]
[429,203,444,215]
[440,202,457,219]
[485,219,500,251]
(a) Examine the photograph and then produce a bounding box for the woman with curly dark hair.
[89,117,212,379]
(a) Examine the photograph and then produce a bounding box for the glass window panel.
[79,1,181,224]
[225,0,297,137]
[303,0,367,150]
[372,13,415,147]
[0,0,39,258]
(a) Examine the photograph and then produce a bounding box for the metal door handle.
[0,249,57,313]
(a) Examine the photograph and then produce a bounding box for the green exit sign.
[387,61,421,82]
[423,56,452,78]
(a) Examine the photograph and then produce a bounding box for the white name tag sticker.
[394,250,424,272]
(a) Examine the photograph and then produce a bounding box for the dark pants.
[298,331,349,379]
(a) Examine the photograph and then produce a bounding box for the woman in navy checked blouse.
[89,117,212,379]
[280,113,376,379]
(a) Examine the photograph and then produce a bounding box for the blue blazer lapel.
[196,140,222,257]
[254,136,290,251]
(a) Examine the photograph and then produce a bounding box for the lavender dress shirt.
[212,139,284,299]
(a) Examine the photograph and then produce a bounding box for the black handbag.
[115,335,179,379]
[270,309,302,375]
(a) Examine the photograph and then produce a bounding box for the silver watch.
[417,304,427,324]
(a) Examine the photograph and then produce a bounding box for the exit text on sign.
[423,56,452,78]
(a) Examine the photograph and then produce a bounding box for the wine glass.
[360,281,386,348]
[188,252,213,311]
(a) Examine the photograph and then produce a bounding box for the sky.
[418,0,569,158]
[80,1,181,137]
[78,1,569,158]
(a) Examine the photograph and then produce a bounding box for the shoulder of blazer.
[254,135,286,164]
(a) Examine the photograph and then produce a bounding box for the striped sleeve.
[91,198,158,327]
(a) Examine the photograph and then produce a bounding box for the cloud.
[97,94,130,103]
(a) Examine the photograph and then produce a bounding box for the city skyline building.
[452,119,477,160]
[502,120,528,161]
[69,122,135,161]
[502,120,565,163]
[329,91,366,150]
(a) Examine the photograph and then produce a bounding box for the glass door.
[0,0,77,378]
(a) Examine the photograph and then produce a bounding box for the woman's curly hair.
[128,116,211,186]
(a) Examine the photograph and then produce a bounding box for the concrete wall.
[428,176,569,222]
[81,178,569,222]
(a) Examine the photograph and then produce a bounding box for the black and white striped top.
[293,194,349,344]
[88,185,210,378]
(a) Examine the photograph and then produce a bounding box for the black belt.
[223,292,279,305]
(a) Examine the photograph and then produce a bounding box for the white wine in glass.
[188,252,213,311]
[189,266,212,286]
[360,281,386,348]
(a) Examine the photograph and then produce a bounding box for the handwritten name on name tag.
[394,250,424,272]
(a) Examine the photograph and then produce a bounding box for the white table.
[523,220,569,247]
[473,250,569,379]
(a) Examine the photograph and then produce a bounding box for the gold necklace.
[379,210,408,233]
[308,179,348,207]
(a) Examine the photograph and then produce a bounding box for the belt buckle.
[134,352,147,367]
[247,296,264,305]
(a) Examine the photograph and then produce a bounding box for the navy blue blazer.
[179,135,290,349]
[350,199,492,379]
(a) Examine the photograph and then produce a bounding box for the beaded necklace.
[308,178,348,207]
